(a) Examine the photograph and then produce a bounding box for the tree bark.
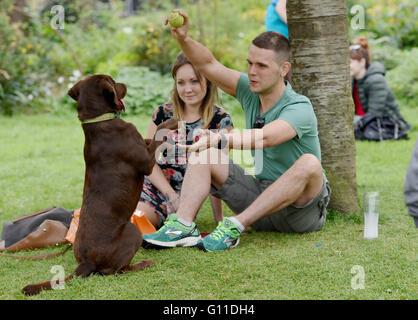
[287,0,360,213]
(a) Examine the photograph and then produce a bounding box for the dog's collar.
[81,112,120,125]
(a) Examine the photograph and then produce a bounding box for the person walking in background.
[265,0,288,39]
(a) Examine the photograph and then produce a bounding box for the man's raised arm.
[165,10,241,97]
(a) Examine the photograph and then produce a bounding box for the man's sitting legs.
[143,150,330,251]
[233,153,326,229]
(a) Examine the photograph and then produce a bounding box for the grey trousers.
[210,160,331,233]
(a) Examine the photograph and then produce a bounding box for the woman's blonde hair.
[170,52,219,127]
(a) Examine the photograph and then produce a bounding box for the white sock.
[177,217,192,227]
[227,217,245,233]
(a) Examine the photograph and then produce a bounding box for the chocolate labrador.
[22,75,177,295]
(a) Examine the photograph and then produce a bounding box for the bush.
[114,66,173,116]
[0,0,139,115]
[133,14,180,74]
[133,0,266,74]
[347,0,418,49]
[369,40,404,71]
[46,2,141,77]
[0,1,57,115]
[386,48,418,106]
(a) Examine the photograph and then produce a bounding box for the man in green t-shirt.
[143,10,331,252]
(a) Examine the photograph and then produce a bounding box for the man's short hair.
[252,31,291,64]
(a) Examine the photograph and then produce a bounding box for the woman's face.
[175,64,207,108]
[350,58,366,78]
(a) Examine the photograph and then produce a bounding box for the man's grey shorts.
[210,160,331,233]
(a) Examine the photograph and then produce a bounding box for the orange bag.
[65,209,156,244]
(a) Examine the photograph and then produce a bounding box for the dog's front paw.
[158,118,178,131]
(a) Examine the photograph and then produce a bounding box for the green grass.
[0,107,417,300]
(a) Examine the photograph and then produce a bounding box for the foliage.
[0,1,125,115]
[386,48,418,105]
[115,66,173,116]
[1,0,416,116]
[368,40,404,71]
[347,0,418,49]
[133,14,180,74]
[48,6,141,77]
[133,0,266,73]
[0,0,57,115]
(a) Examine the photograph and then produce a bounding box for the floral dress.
[140,102,233,226]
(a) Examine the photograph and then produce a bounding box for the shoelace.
[162,216,191,232]
[209,222,237,241]
[158,216,178,231]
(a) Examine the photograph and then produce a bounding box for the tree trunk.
[287,0,360,214]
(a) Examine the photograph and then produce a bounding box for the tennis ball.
[168,12,184,28]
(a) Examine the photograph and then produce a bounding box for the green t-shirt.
[236,73,322,181]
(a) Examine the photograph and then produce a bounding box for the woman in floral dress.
[137,52,233,228]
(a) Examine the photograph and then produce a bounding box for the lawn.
[0,107,417,300]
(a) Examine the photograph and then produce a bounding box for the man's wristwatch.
[217,133,228,149]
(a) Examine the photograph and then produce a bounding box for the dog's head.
[68,75,127,121]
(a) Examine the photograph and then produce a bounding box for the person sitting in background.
[404,138,418,229]
[349,36,411,131]
[265,0,288,39]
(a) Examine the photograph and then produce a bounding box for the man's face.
[247,45,282,94]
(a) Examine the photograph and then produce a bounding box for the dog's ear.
[102,79,119,107]
[115,83,127,100]
[68,81,82,101]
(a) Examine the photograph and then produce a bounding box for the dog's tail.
[21,261,95,296]
[0,244,71,260]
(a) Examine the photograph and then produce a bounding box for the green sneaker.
[197,218,241,252]
[142,214,201,249]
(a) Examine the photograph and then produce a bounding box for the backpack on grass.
[354,114,409,141]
